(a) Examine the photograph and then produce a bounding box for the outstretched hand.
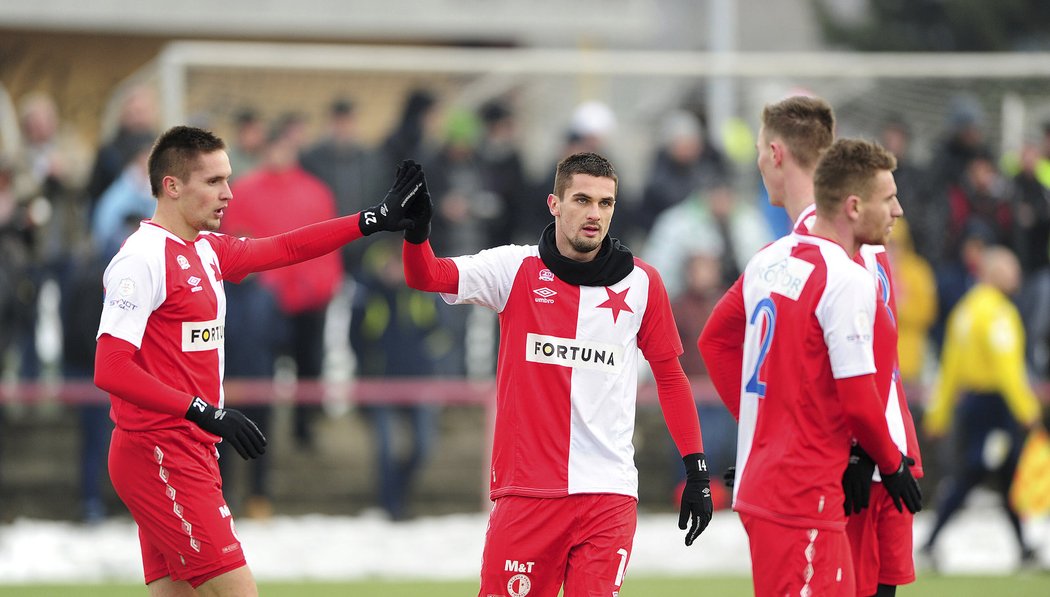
[359,160,426,236]
[403,162,432,244]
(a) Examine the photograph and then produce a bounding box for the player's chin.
[570,237,602,254]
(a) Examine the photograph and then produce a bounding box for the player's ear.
[845,194,862,220]
[547,193,560,217]
[162,175,180,198]
[770,141,784,167]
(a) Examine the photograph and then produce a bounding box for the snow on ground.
[0,501,1048,584]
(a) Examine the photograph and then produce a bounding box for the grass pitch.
[1,574,1049,596]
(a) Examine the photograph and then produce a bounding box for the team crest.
[177,255,191,270]
[508,574,531,597]
[538,269,554,282]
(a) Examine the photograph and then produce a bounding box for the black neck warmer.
[537,223,635,287]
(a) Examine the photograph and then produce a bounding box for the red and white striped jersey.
[443,245,683,500]
[856,244,924,478]
[97,222,251,443]
[797,204,924,478]
[732,232,877,530]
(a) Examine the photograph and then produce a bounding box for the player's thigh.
[110,428,248,586]
[741,513,855,597]
[872,484,915,587]
[563,494,637,597]
[146,576,196,597]
[195,566,258,597]
[846,502,880,597]
[478,496,574,597]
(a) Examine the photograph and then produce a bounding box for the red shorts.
[479,494,637,597]
[109,427,246,587]
[846,482,915,595]
[740,513,855,597]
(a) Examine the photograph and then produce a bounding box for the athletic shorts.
[740,513,855,597]
[479,493,637,597]
[109,427,246,587]
[846,482,915,595]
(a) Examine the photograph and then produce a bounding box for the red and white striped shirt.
[443,245,688,500]
[797,204,924,478]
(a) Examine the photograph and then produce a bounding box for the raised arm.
[218,160,427,280]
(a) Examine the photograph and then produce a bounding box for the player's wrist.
[185,396,214,424]
[683,452,710,480]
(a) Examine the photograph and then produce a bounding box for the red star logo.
[597,286,633,323]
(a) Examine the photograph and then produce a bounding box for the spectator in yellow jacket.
[920,246,1042,570]
[887,218,937,387]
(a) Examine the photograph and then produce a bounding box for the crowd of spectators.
[1,83,1048,524]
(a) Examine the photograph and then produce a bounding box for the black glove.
[185,396,267,460]
[842,443,876,515]
[723,466,736,489]
[403,163,432,244]
[358,160,426,236]
[880,453,922,514]
[679,453,714,546]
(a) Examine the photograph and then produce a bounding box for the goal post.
[140,42,1050,191]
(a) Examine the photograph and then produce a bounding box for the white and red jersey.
[730,232,877,530]
[796,204,924,478]
[97,221,255,443]
[443,245,683,500]
[856,244,924,478]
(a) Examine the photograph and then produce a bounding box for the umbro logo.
[533,287,556,304]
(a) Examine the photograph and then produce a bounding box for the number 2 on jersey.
[745,297,777,397]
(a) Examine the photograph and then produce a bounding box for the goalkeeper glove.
[842,443,876,515]
[679,453,714,546]
[880,453,922,514]
[359,160,426,236]
[185,396,267,460]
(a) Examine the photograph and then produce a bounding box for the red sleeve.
[636,261,684,362]
[94,334,194,416]
[836,374,903,472]
[698,277,746,420]
[215,213,365,283]
[650,356,704,456]
[403,239,459,294]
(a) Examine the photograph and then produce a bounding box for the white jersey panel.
[566,270,649,496]
[98,229,168,348]
[441,244,537,311]
[812,240,877,380]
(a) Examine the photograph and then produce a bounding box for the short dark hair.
[814,138,897,214]
[761,96,835,170]
[148,126,226,196]
[552,152,618,199]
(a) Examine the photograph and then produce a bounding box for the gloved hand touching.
[185,396,267,460]
[842,443,876,515]
[880,453,922,514]
[403,163,432,244]
[679,453,714,546]
[359,160,426,236]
